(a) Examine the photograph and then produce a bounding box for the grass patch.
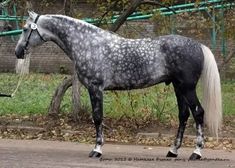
[0,73,68,115]
[0,73,234,120]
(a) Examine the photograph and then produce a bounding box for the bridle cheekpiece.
[24,14,46,50]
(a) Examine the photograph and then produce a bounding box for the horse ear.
[28,10,38,20]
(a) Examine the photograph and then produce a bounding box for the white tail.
[201,45,222,138]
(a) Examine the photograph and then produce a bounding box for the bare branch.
[97,0,119,27]
[223,49,235,65]
[109,0,176,32]
[219,49,235,70]
[109,0,142,32]
[141,0,176,14]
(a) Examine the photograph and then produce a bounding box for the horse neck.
[41,15,117,59]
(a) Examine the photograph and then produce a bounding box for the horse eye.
[23,28,28,32]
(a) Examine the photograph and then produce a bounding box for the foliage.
[10,0,235,41]
[224,9,235,40]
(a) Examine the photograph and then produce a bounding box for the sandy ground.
[0,139,234,168]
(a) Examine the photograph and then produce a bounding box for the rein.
[11,71,25,97]
[0,80,23,98]
[0,93,11,97]
[0,61,26,98]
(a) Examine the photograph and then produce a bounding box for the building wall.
[0,36,72,73]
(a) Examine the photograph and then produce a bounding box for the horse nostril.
[15,47,25,59]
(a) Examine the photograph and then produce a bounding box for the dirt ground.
[0,114,234,151]
[0,139,234,168]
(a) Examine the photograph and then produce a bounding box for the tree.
[48,0,82,122]
[48,0,176,121]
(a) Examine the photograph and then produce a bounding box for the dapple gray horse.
[15,11,222,160]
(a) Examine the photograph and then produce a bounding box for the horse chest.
[75,59,104,88]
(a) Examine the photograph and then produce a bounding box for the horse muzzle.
[15,46,25,59]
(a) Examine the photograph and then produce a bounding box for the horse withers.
[15,11,222,160]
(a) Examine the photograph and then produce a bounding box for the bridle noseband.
[24,15,46,50]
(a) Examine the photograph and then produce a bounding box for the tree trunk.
[64,0,72,16]
[71,66,81,121]
[48,77,72,117]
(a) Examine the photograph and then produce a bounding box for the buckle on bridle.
[31,23,37,30]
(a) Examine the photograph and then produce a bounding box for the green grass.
[0,73,234,120]
[0,74,68,115]
[221,80,235,116]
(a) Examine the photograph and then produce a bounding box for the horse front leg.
[88,87,104,158]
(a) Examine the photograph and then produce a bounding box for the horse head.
[15,11,47,59]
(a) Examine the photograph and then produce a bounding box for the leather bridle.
[24,14,46,50]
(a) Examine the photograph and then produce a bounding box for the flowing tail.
[201,45,222,138]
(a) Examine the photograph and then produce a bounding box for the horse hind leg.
[183,89,205,160]
[166,84,190,158]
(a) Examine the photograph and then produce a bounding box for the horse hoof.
[189,153,201,160]
[89,150,102,158]
[166,151,178,158]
